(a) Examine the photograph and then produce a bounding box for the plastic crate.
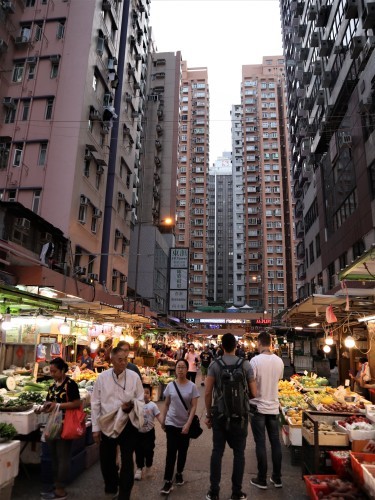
[362,464,375,497]
[304,475,338,499]
[328,450,350,478]
[350,452,375,486]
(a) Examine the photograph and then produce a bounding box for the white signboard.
[169,290,188,311]
[170,268,188,289]
[170,248,189,268]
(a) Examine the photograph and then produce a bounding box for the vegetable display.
[0,422,17,440]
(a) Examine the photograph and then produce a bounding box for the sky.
[151,0,283,165]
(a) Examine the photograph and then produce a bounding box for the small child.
[134,385,162,480]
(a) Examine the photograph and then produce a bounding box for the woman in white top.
[184,344,199,383]
[159,358,199,495]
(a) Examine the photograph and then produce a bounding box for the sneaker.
[206,491,219,500]
[229,493,247,500]
[270,477,282,488]
[134,468,142,481]
[250,478,267,490]
[175,472,184,485]
[160,481,173,495]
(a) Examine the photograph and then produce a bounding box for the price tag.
[304,370,308,376]
[344,379,350,387]
[312,373,318,379]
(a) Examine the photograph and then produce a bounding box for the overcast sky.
[151,0,283,165]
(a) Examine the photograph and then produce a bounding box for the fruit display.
[320,402,363,413]
[304,420,337,433]
[292,374,330,389]
[337,415,375,431]
[286,408,303,425]
[279,394,309,408]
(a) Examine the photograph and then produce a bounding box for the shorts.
[201,365,208,376]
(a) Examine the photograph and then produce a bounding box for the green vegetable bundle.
[0,422,17,440]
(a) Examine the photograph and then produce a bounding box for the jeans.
[187,371,197,383]
[48,439,73,489]
[135,428,156,468]
[250,412,282,481]
[209,416,248,496]
[164,425,190,481]
[99,421,138,499]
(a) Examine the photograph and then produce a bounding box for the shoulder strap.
[173,381,188,411]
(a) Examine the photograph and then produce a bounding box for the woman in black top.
[40,357,81,500]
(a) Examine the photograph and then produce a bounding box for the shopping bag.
[61,406,86,440]
[42,405,63,441]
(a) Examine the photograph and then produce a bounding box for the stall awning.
[59,300,151,325]
[339,246,375,281]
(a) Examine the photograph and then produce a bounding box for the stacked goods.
[278,380,309,409]
[304,475,367,499]
[303,414,349,446]
[292,374,330,390]
[321,401,363,413]
[286,408,303,425]
[336,415,375,441]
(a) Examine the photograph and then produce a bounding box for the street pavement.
[12,377,309,499]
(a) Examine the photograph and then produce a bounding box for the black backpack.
[215,357,250,426]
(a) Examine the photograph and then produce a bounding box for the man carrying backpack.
[249,331,284,490]
[204,333,253,500]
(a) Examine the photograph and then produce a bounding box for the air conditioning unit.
[89,107,101,121]
[154,156,161,166]
[310,30,320,47]
[49,55,60,63]
[102,0,111,11]
[3,1,15,13]
[350,36,365,58]
[0,39,8,53]
[125,93,132,103]
[125,202,132,211]
[321,71,332,88]
[88,273,98,281]
[308,4,317,20]
[16,218,30,230]
[80,195,89,205]
[362,2,375,29]
[156,124,163,134]
[338,131,352,147]
[96,37,105,55]
[2,97,16,108]
[127,65,135,75]
[345,0,359,19]
[319,39,333,57]
[74,266,86,276]
[115,229,122,238]
[316,4,330,27]
[316,89,325,105]
[84,148,92,160]
[363,35,375,59]
[155,140,162,150]
[120,275,127,283]
[312,60,322,75]
[333,43,346,54]
[15,35,29,44]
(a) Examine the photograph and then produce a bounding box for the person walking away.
[134,385,163,481]
[200,345,213,386]
[205,332,252,500]
[249,331,284,490]
[37,357,81,500]
[160,358,199,495]
[91,346,144,500]
[185,344,199,383]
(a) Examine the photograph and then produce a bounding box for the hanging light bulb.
[323,344,331,353]
[98,333,106,343]
[325,336,334,346]
[283,337,288,344]
[59,318,70,335]
[344,336,355,348]
[70,349,75,355]
[119,335,125,341]
[90,341,99,352]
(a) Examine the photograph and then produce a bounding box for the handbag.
[61,384,86,440]
[173,381,203,439]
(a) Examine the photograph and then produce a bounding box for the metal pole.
[271,277,274,325]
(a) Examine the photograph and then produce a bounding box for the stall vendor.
[93,348,109,372]
[349,357,370,397]
[78,347,93,370]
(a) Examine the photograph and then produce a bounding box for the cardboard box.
[0,409,38,435]
[352,440,372,452]
[302,427,349,446]
[0,441,20,486]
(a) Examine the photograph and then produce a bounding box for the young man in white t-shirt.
[249,331,284,490]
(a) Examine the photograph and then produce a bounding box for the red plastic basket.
[350,452,375,486]
[303,475,338,500]
[328,450,350,478]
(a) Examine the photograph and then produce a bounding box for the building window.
[34,22,43,41]
[12,63,24,83]
[57,21,65,39]
[25,0,36,6]
[13,145,23,167]
[32,189,41,213]
[38,142,47,165]
[45,98,54,119]
[50,62,59,79]
[111,274,117,292]
[22,100,30,121]
[28,63,36,80]
[5,105,17,124]
[78,205,87,223]
[0,144,10,169]
[84,159,90,177]
[315,233,321,257]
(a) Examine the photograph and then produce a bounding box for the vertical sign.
[169,248,189,311]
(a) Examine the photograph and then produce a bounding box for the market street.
[12,378,309,500]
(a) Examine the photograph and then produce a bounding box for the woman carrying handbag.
[159,358,199,495]
[37,357,81,500]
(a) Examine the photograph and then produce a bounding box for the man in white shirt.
[91,346,144,499]
[249,331,284,490]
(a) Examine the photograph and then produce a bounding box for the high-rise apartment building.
[175,63,210,310]
[128,51,181,313]
[0,0,151,306]
[207,153,233,306]
[280,0,375,299]
[233,57,296,317]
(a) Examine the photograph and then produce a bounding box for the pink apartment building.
[0,0,152,310]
